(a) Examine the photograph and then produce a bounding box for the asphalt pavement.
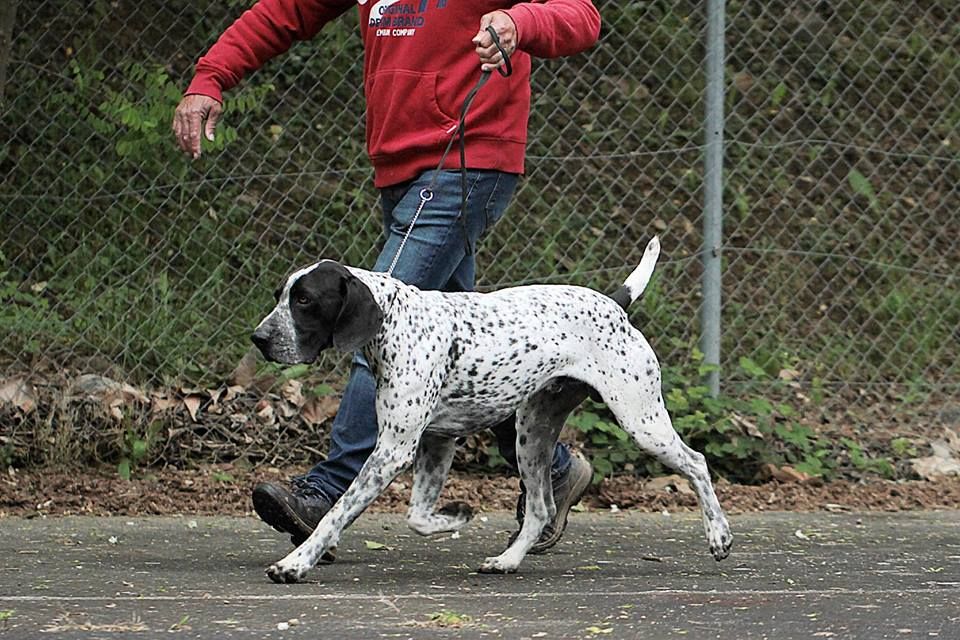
[1,510,958,639]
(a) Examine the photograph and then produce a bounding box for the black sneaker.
[252,478,337,562]
[508,450,593,554]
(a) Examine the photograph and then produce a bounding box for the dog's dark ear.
[332,274,383,351]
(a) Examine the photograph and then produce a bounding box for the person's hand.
[172,94,223,159]
[473,11,517,73]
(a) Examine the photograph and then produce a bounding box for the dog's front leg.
[265,375,442,584]
[265,440,417,583]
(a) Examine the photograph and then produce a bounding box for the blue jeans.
[299,169,572,500]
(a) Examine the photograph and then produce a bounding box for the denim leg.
[300,170,569,499]
[303,360,379,497]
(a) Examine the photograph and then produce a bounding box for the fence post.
[701,0,725,397]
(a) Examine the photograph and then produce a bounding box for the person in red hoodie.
[173,0,601,557]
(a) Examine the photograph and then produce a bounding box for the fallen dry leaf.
[280,379,304,407]
[183,395,203,422]
[909,453,960,480]
[255,399,276,424]
[0,377,37,413]
[277,401,298,419]
[301,395,339,426]
[222,385,245,403]
[150,395,179,413]
[69,374,146,404]
[760,463,813,484]
[731,412,764,439]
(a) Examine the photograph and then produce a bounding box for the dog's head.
[251,261,383,364]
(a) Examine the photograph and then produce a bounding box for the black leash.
[386,26,512,275]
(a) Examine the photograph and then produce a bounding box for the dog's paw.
[437,501,474,523]
[477,556,518,574]
[709,525,733,561]
[266,561,308,584]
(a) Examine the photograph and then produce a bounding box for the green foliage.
[483,444,509,471]
[4,51,276,384]
[770,81,788,109]
[117,422,160,480]
[310,383,337,397]
[568,410,642,484]
[0,252,68,353]
[847,169,879,211]
[891,437,917,457]
[428,611,472,627]
[842,437,895,478]
[211,470,235,483]
[572,345,896,484]
[0,442,14,468]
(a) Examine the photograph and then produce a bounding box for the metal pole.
[701,0,725,397]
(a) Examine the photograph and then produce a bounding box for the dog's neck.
[344,267,404,312]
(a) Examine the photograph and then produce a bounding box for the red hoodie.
[185,0,601,187]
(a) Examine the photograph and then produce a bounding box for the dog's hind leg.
[634,406,732,560]
[406,433,474,535]
[581,349,733,561]
[477,381,583,574]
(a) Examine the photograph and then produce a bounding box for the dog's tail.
[609,236,661,310]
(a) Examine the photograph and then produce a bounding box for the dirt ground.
[3,464,960,519]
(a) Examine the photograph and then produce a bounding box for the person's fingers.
[474,11,516,72]
[172,111,182,151]
[204,102,222,142]
[173,109,184,152]
[176,111,193,155]
[173,103,196,156]
[477,12,494,37]
[173,95,223,159]
[477,51,503,72]
[475,43,499,59]
[186,108,203,158]
[472,12,495,46]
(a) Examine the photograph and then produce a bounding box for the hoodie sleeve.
[504,0,601,59]
[185,0,354,101]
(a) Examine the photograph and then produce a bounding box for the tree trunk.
[0,0,18,106]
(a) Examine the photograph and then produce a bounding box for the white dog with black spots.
[251,237,732,583]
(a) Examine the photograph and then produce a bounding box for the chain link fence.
[1,1,958,468]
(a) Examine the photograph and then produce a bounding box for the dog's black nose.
[251,330,269,353]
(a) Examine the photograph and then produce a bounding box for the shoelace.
[289,475,329,500]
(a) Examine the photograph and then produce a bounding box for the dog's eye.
[295,295,309,305]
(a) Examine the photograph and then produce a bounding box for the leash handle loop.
[485,26,513,78]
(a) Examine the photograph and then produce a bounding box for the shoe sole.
[252,484,336,562]
[529,454,593,554]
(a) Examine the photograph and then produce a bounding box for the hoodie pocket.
[364,70,458,160]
